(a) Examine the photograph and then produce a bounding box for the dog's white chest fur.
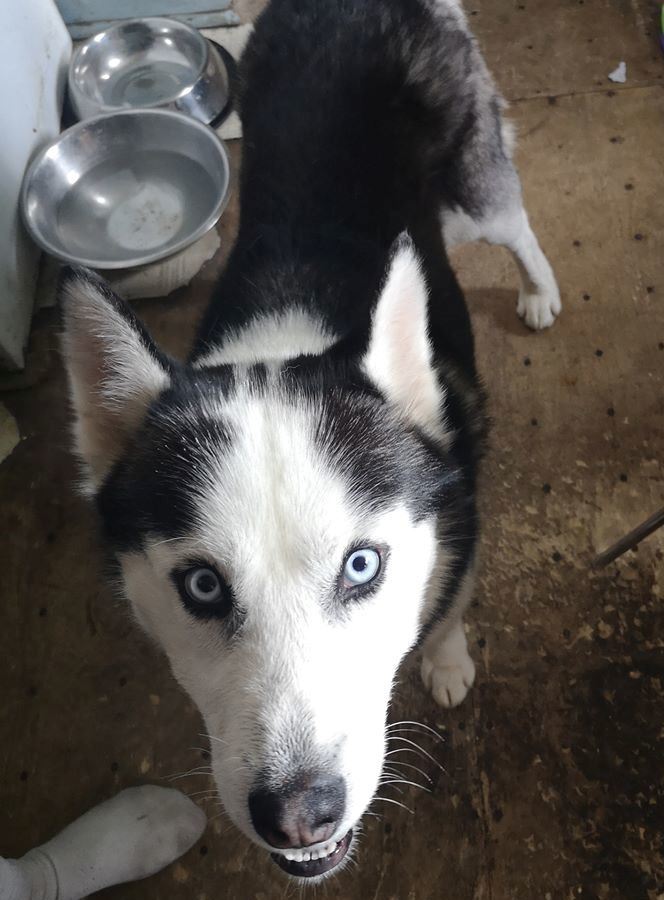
[194,310,336,367]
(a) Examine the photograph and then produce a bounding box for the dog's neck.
[192,306,337,368]
[190,223,390,368]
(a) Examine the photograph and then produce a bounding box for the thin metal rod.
[592,506,664,568]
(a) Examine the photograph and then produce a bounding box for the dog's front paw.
[517,287,562,331]
[421,641,476,708]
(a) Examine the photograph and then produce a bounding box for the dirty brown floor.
[2,0,664,897]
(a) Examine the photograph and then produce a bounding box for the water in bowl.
[106,61,195,108]
[56,149,218,265]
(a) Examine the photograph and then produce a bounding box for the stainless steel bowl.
[68,17,230,125]
[21,109,230,269]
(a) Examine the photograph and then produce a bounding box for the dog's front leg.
[420,561,477,708]
[421,617,476,708]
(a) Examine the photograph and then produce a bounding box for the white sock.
[1,787,206,900]
[0,857,36,900]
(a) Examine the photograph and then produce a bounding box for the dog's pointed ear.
[362,235,442,434]
[58,267,172,491]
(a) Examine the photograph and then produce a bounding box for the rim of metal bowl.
[68,17,211,113]
[21,108,231,270]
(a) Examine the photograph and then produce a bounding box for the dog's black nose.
[249,775,345,849]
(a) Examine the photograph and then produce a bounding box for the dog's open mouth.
[271,829,353,878]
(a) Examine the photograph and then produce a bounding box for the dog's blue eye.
[343,549,381,587]
[184,567,223,603]
[174,564,234,619]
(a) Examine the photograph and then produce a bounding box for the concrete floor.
[1,0,663,897]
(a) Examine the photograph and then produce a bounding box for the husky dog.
[59,0,559,881]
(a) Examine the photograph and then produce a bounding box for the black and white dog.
[59,0,559,881]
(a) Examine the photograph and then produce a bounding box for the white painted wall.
[0,0,70,369]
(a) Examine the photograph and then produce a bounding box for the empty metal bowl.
[21,109,230,269]
[68,17,230,125]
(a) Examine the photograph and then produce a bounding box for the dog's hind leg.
[420,563,477,708]
[440,98,561,330]
[420,0,560,327]
[442,184,561,331]
[506,208,561,331]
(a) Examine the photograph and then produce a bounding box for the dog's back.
[238,0,476,233]
[193,0,491,380]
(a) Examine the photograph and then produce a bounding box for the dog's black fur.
[189,0,488,620]
[57,1,502,869]
[66,0,489,628]
[197,0,481,376]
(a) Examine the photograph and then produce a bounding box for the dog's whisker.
[165,766,213,782]
[166,784,207,803]
[385,731,427,746]
[372,796,415,815]
[379,777,431,794]
[344,855,361,875]
[166,773,213,782]
[378,779,405,794]
[150,535,189,548]
[208,810,229,824]
[208,814,236,837]
[181,753,214,767]
[383,759,433,783]
[381,768,421,791]
[384,746,428,761]
[386,722,446,744]
[388,719,441,732]
[363,812,383,823]
[189,747,214,758]
[185,788,218,798]
[384,748,439,775]
[384,736,446,772]
[379,774,429,789]
[386,731,445,752]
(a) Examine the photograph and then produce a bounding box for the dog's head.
[59,240,460,878]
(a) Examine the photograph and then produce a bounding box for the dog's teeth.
[280,838,341,865]
[314,840,336,859]
[287,849,308,863]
